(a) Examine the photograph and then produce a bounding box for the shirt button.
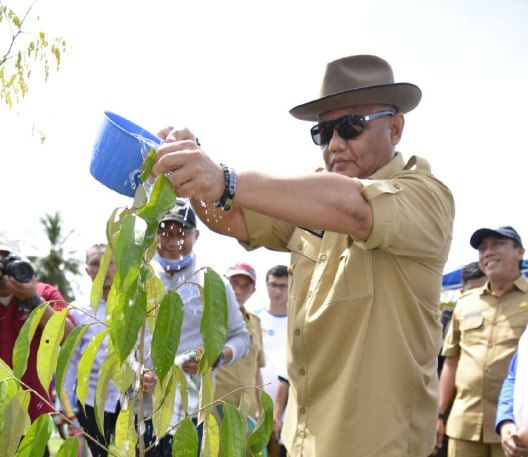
[297,243,303,250]
[294,329,301,336]
[299,368,305,375]
[307,291,312,297]
[394,183,401,189]
[299,407,306,414]
[320,254,327,261]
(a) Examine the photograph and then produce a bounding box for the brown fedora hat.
[290,55,422,121]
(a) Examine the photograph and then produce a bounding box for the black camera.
[0,255,35,283]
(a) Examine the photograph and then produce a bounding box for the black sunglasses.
[310,110,396,146]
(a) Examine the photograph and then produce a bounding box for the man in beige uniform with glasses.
[152,54,455,456]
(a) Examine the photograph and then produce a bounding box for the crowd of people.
[2,52,528,457]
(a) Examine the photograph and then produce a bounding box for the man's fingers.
[157,126,173,141]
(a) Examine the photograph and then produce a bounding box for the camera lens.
[3,256,35,283]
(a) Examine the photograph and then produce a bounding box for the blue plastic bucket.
[90,111,161,197]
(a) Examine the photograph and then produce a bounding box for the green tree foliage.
[0,151,274,456]
[0,0,66,108]
[28,212,81,303]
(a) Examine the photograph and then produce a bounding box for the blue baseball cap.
[159,201,197,229]
[470,226,523,249]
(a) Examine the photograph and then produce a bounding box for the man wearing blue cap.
[152,201,249,455]
[437,226,528,457]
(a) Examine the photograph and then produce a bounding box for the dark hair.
[461,261,485,284]
[266,265,288,282]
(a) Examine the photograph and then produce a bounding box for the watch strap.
[18,294,42,312]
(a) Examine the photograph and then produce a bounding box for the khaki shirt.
[241,153,455,457]
[214,308,265,417]
[442,277,528,442]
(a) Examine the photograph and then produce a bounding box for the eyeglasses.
[229,279,255,291]
[310,110,396,146]
[267,282,288,290]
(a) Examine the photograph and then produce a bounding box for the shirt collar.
[0,294,13,306]
[368,152,405,180]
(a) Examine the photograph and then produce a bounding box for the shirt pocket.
[459,315,484,345]
[327,246,373,304]
[496,308,528,346]
[287,228,321,298]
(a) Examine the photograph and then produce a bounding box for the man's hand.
[500,421,528,457]
[431,418,446,455]
[152,127,225,203]
[3,275,37,301]
[181,359,200,375]
[142,370,158,394]
[54,412,69,440]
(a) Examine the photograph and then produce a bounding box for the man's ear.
[390,113,405,146]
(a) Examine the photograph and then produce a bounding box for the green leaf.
[220,403,247,457]
[140,148,157,182]
[238,392,251,424]
[94,353,118,436]
[248,390,274,454]
[172,416,198,457]
[12,303,48,379]
[198,366,214,426]
[55,324,88,409]
[174,366,189,414]
[56,435,81,457]
[201,413,220,457]
[90,245,113,312]
[138,175,176,224]
[152,369,177,440]
[138,174,176,251]
[109,279,147,363]
[37,308,68,391]
[132,181,148,209]
[114,399,137,457]
[111,354,135,396]
[0,383,6,443]
[151,290,183,384]
[145,270,166,333]
[15,411,53,457]
[0,391,30,457]
[113,214,145,293]
[0,358,20,399]
[77,330,108,410]
[200,268,228,370]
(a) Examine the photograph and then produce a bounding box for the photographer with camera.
[0,239,75,454]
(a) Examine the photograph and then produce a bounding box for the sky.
[2,0,528,307]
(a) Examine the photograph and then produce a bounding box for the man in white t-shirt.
[258,264,288,457]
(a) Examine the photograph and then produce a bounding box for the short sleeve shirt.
[442,277,528,442]
[240,153,455,457]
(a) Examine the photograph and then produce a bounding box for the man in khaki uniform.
[437,226,528,457]
[152,54,455,456]
[215,262,265,419]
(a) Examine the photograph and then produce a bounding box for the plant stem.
[137,322,146,457]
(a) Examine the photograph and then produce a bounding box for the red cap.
[225,262,256,283]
